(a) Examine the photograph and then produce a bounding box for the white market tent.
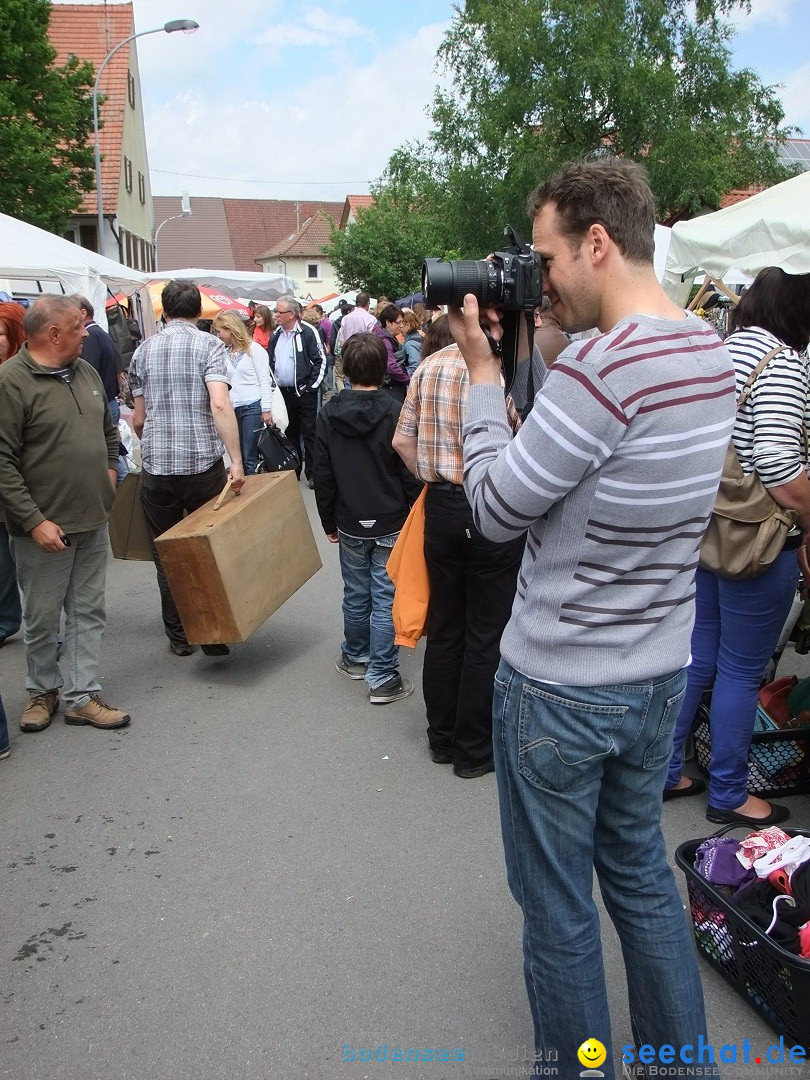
[663,171,810,304]
[158,267,298,301]
[0,211,153,332]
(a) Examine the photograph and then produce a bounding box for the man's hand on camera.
[448,295,503,386]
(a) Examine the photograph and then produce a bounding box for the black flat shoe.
[201,643,230,656]
[706,803,790,827]
[453,761,495,779]
[431,750,452,765]
[663,777,706,802]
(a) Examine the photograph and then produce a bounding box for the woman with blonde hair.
[213,311,275,474]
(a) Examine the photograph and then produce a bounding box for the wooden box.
[154,472,321,644]
[109,472,153,561]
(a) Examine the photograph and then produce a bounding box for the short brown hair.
[528,158,655,264]
[729,266,810,353]
[342,332,387,387]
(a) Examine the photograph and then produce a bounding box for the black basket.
[676,828,810,1044]
[692,703,810,798]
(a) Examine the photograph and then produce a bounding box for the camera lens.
[422,259,502,308]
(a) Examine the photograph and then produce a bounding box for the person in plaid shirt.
[393,341,524,778]
[131,280,244,658]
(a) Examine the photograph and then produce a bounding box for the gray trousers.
[10,527,109,710]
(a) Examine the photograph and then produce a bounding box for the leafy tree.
[383,0,794,257]
[325,155,451,298]
[0,0,97,234]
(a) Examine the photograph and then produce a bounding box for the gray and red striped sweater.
[462,313,735,687]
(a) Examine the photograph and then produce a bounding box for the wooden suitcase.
[154,472,321,644]
[108,471,153,561]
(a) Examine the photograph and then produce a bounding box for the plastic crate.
[676,828,810,1044]
[692,703,810,798]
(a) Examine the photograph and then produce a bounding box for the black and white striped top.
[729,326,810,488]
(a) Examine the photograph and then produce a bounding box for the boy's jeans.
[493,661,716,1080]
[338,532,399,689]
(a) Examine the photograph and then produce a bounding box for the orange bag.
[386,487,429,648]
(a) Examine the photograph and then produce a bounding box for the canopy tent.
[157,267,298,301]
[663,171,810,303]
[0,211,153,333]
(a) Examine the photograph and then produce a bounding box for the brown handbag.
[699,346,800,580]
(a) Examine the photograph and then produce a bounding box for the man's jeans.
[11,527,109,710]
[234,400,262,475]
[493,661,715,1080]
[140,461,228,646]
[338,532,399,689]
[668,553,799,809]
[0,522,22,640]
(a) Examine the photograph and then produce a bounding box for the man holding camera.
[448,159,733,1076]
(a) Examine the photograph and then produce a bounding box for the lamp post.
[154,192,192,271]
[93,19,199,258]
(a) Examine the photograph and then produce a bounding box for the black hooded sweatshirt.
[313,389,422,538]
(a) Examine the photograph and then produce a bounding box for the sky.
[54,0,810,205]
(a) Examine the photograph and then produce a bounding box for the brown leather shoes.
[20,691,60,732]
[64,695,131,729]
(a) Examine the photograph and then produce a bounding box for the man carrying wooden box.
[130,280,245,657]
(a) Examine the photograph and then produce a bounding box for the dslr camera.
[421,226,543,393]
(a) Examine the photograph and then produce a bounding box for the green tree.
[385,0,794,257]
[0,0,96,234]
[325,159,451,298]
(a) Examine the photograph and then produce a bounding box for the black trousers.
[140,460,227,645]
[280,387,318,479]
[422,484,524,768]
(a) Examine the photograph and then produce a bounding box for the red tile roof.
[339,194,375,228]
[153,197,344,271]
[259,211,336,259]
[718,187,763,209]
[48,3,134,215]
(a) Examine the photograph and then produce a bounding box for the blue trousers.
[338,532,399,689]
[667,552,799,809]
[494,661,714,1079]
[234,401,262,475]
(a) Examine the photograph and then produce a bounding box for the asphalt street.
[3,486,809,1080]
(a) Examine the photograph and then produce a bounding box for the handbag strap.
[735,345,784,412]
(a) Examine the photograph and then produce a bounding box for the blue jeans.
[0,522,22,639]
[234,401,262,475]
[493,661,714,1080]
[667,551,799,809]
[108,398,128,485]
[338,532,399,689]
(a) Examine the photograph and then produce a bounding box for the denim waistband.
[428,481,465,493]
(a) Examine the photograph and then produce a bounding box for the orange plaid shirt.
[396,344,518,485]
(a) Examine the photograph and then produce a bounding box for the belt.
[428,481,465,493]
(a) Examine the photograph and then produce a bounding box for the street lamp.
[92,19,199,258]
[154,191,192,271]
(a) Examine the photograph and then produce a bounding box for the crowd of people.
[2,156,810,1078]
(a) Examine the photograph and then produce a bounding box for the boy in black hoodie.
[313,333,421,704]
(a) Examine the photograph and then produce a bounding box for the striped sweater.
[726,326,809,488]
[462,313,735,686]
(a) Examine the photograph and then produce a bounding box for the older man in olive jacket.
[0,296,131,736]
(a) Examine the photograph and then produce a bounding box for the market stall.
[0,211,154,334]
[663,171,810,306]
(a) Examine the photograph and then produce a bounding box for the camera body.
[421,226,544,395]
[421,227,543,314]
